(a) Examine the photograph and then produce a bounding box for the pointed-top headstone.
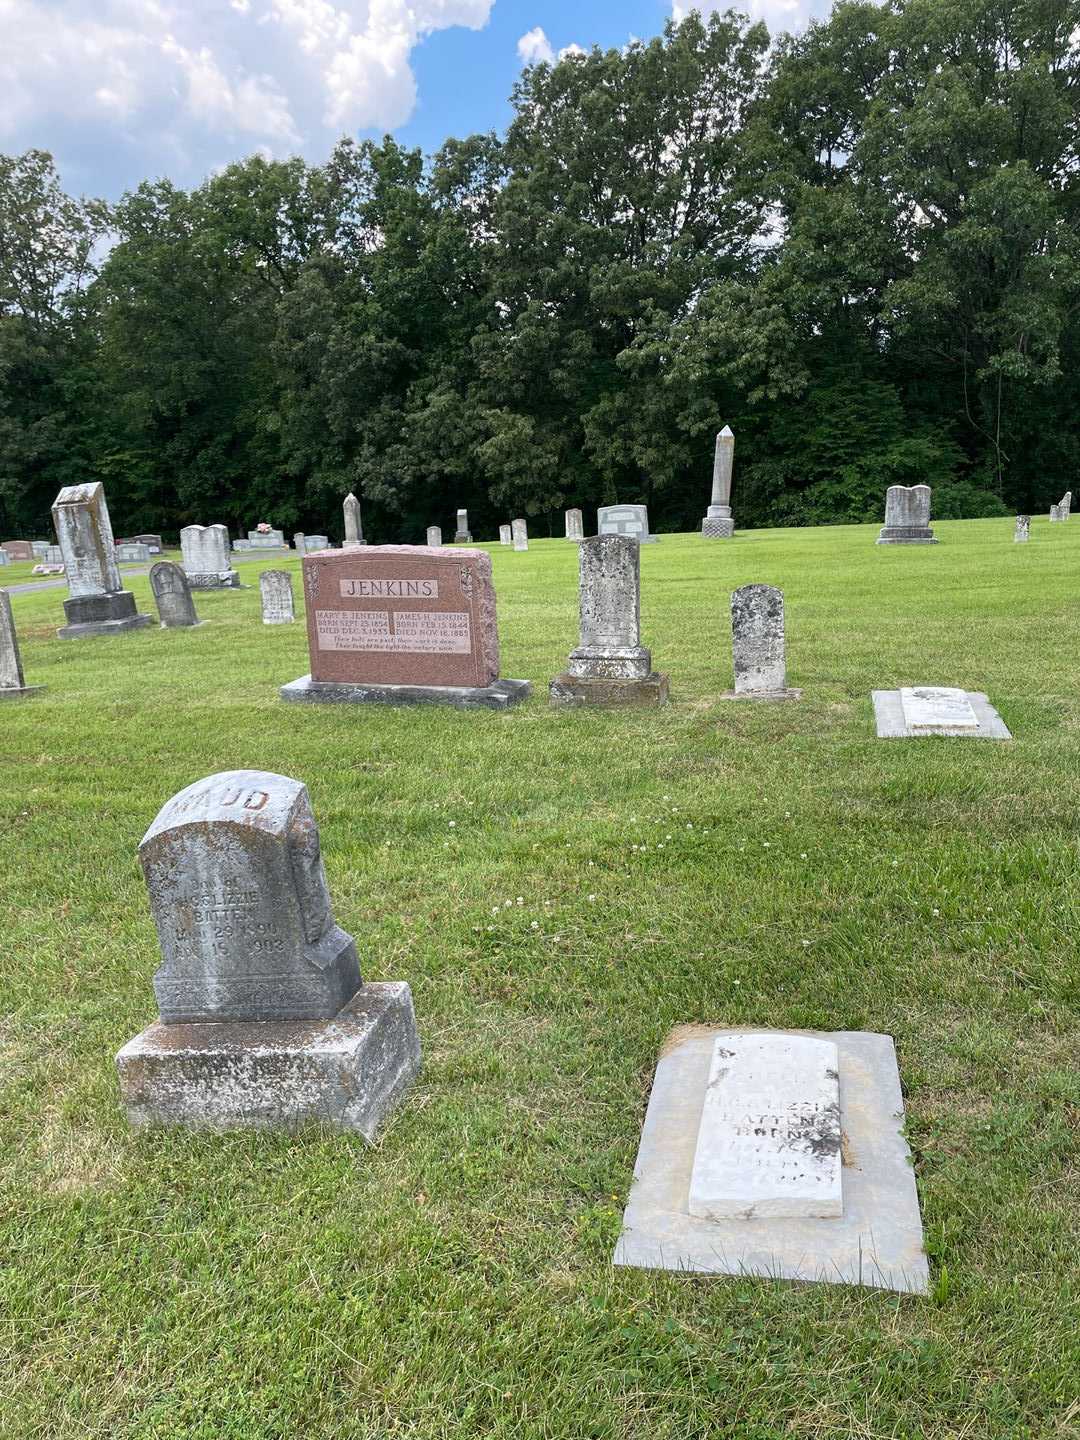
[0,591,44,698]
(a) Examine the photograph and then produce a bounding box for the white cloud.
[517,26,554,66]
[672,0,811,33]
[558,42,585,59]
[0,0,495,191]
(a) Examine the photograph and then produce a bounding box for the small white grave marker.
[688,1033,843,1221]
[900,686,978,732]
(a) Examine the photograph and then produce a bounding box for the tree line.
[2,0,1078,544]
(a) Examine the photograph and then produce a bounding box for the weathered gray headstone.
[116,542,151,562]
[499,524,512,546]
[44,545,64,564]
[116,769,421,1138]
[343,492,364,548]
[876,485,937,544]
[453,508,472,543]
[260,569,295,625]
[247,527,285,548]
[294,532,305,552]
[180,525,240,589]
[723,584,800,700]
[597,503,658,544]
[52,483,152,639]
[132,533,163,552]
[512,518,528,551]
[702,426,735,538]
[0,550,9,566]
[565,508,584,541]
[426,526,442,547]
[1014,515,1030,543]
[150,561,201,629]
[0,590,44,698]
[303,535,329,552]
[31,541,50,559]
[1059,491,1072,519]
[550,534,668,707]
[1049,503,1063,523]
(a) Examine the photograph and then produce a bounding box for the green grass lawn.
[2,517,1078,1439]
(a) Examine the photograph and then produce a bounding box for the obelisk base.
[58,591,152,639]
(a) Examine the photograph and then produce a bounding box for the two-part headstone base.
[186,571,242,589]
[453,533,473,544]
[58,591,152,639]
[281,674,531,711]
[0,683,45,700]
[117,981,420,1141]
[875,526,937,545]
[550,647,669,707]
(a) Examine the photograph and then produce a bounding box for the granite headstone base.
[718,687,802,702]
[613,1025,929,1295]
[117,981,420,1141]
[58,591,152,639]
[872,689,1011,740]
[281,673,531,711]
[186,572,243,589]
[875,526,937,545]
[0,683,45,700]
[549,672,669,707]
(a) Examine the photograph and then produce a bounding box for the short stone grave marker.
[597,503,658,543]
[180,525,240,589]
[876,485,937,544]
[565,508,583,541]
[512,518,528,551]
[426,526,442,547]
[721,584,800,700]
[0,591,44,698]
[499,524,512,545]
[260,569,295,624]
[873,684,1011,739]
[453,508,472,543]
[150,561,201,628]
[1015,515,1029,542]
[116,769,420,1137]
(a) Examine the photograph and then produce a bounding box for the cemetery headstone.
[1059,490,1072,519]
[873,685,1011,739]
[565,508,584,541]
[0,590,44,698]
[180,525,241,588]
[150,561,201,628]
[260,569,295,624]
[343,492,364,548]
[597,503,658,544]
[116,769,421,1138]
[512,518,528,551]
[499,524,512,546]
[45,545,64,563]
[2,540,34,561]
[453,508,472,543]
[722,584,800,700]
[876,485,937,544]
[613,1025,928,1293]
[1014,515,1030,542]
[294,532,305,552]
[247,526,285,548]
[281,545,530,710]
[426,526,442,547]
[0,550,9,566]
[31,541,50,559]
[550,533,669,707]
[702,426,736,538]
[132,534,163,552]
[116,542,151,562]
[1050,503,1062,523]
[52,482,152,639]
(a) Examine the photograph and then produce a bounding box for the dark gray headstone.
[597,503,658,544]
[140,770,362,1024]
[150,561,200,628]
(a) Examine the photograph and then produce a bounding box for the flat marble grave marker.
[614,1026,929,1294]
[873,686,1010,740]
[688,1034,842,1222]
[116,769,421,1139]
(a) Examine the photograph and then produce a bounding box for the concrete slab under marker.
[613,1027,929,1295]
[873,690,1011,740]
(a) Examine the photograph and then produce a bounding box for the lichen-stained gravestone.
[260,570,295,625]
[550,533,669,707]
[117,769,421,1138]
[150,562,201,628]
[52,482,152,639]
[723,585,800,701]
[140,770,362,1023]
[876,485,937,545]
[565,508,584,541]
[1015,515,1030,543]
[512,518,528,551]
[280,545,530,710]
[0,590,44,698]
[180,525,240,589]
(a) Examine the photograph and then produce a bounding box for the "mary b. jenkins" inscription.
[315,608,471,654]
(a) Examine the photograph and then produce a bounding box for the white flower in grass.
[800,852,808,860]
[491,907,499,916]
[530,921,539,930]
[516,897,524,905]
[587,894,596,902]
[448,820,456,828]
[762,842,771,848]
[932,908,941,917]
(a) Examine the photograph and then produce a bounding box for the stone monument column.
[550,534,669,707]
[52,483,152,639]
[343,492,364,548]
[702,426,736,538]
[454,509,473,543]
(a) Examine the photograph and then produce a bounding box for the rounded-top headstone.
[150,561,200,628]
[140,770,361,1023]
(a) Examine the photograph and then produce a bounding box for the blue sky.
[0,1,824,200]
